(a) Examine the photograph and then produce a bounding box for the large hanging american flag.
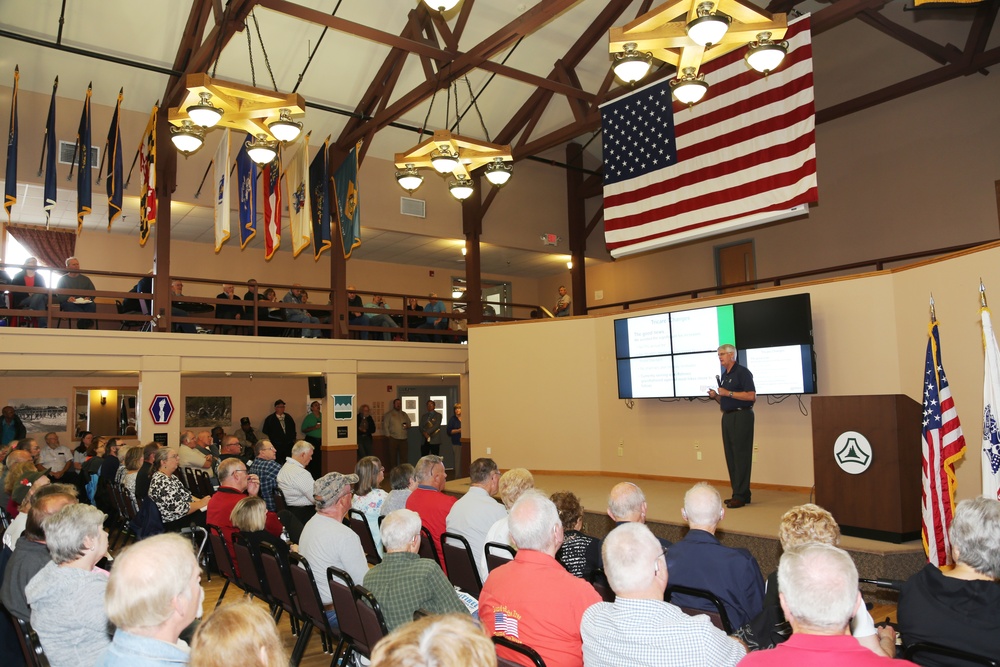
[921,319,967,567]
[601,15,816,258]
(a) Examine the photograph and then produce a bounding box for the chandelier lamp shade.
[609,0,788,104]
[394,130,514,201]
[167,73,306,157]
[424,0,461,11]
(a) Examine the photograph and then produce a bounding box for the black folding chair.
[354,585,389,657]
[327,566,367,663]
[206,525,244,608]
[232,533,277,615]
[493,635,546,667]
[273,487,288,512]
[418,526,440,565]
[347,509,382,565]
[3,606,49,667]
[288,552,345,666]
[485,541,516,572]
[904,642,999,666]
[441,531,482,596]
[191,468,215,497]
[665,584,733,633]
[586,568,616,603]
[258,540,302,638]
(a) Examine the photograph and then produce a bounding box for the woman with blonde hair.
[190,600,286,667]
[231,495,291,562]
[371,613,496,667]
[481,468,535,572]
[352,455,388,556]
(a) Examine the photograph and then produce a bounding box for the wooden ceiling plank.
[856,9,959,65]
[810,0,890,36]
[452,0,476,44]
[553,60,589,121]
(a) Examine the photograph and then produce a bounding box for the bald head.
[682,482,724,531]
[607,482,646,522]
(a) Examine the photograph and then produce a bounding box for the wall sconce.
[100,390,108,406]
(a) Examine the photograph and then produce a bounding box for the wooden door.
[716,241,756,293]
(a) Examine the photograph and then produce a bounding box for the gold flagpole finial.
[981,279,988,308]
[929,294,936,322]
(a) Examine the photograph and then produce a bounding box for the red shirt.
[479,549,601,667]
[406,486,457,574]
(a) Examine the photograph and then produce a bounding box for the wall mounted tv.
[614,293,816,399]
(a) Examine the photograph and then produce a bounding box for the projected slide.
[743,345,806,394]
[620,356,675,398]
[674,352,722,396]
[624,313,671,357]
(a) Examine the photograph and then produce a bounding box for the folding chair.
[232,533,276,614]
[418,526,440,565]
[327,566,367,663]
[191,468,215,497]
[665,584,733,633]
[347,509,382,565]
[441,531,482,596]
[273,488,288,512]
[485,541,516,573]
[288,552,345,665]
[354,585,389,658]
[3,606,50,667]
[206,525,244,608]
[259,540,302,638]
[903,642,999,666]
[493,635,546,667]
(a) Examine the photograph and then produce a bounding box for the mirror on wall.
[75,388,138,437]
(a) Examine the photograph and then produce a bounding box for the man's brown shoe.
[726,498,748,508]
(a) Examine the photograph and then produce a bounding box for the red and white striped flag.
[921,319,967,567]
[601,15,817,257]
[263,157,281,260]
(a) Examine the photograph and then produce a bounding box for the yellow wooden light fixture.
[394,130,513,200]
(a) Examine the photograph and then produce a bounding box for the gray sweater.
[24,560,112,667]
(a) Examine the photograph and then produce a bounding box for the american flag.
[921,320,967,567]
[493,611,519,638]
[601,15,816,258]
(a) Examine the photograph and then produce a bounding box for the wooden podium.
[811,395,923,542]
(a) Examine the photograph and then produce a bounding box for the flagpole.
[125,99,158,188]
[37,76,57,177]
[193,159,215,199]
[929,294,936,322]
[981,280,988,308]
[95,139,108,186]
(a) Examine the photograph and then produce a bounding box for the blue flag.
[76,83,93,233]
[43,77,58,229]
[106,88,123,229]
[333,140,362,259]
[308,138,332,260]
[4,66,17,223]
[236,133,258,249]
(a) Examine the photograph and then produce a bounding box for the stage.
[445,473,926,607]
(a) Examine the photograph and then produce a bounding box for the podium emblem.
[834,430,872,474]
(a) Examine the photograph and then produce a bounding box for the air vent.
[58,141,99,168]
[400,196,426,218]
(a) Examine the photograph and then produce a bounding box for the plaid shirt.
[247,458,282,512]
[363,551,468,632]
[581,598,745,667]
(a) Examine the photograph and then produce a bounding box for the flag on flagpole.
[284,134,312,258]
[138,104,157,246]
[333,139,362,259]
[43,78,58,229]
[214,129,232,252]
[921,319,967,567]
[4,65,18,223]
[106,88,123,230]
[600,15,817,258]
[309,137,332,260]
[76,83,93,233]
[263,153,281,260]
[236,133,257,249]
[980,304,1000,501]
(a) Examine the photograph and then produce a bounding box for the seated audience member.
[365,294,400,340]
[218,435,248,463]
[167,280,201,334]
[189,600,286,667]
[147,447,210,531]
[121,445,144,504]
[364,509,469,631]
[481,467,535,572]
[97,533,204,667]
[381,463,416,516]
[551,490,597,578]
[403,296,424,339]
[39,432,75,484]
[585,481,672,577]
[739,503,891,655]
[479,490,601,667]
[665,482,764,629]
[5,463,46,519]
[2,405,27,445]
[16,437,42,468]
[418,292,449,342]
[207,458,282,557]
[406,455,456,571]
[253,287,286,336]
[897,496,1000,665]
[277,440,316,523]
[371,614,497,667]
[282,284,321,338]
[247,439,281,512]
[231,496,291,564]
[134,442,159,504]
[178,430,214,473]
[581,522,746,667]
[352,455,388,556]
[446,457,505,582]
[215,283,245,331]
[298,472,367,627]
[0,448,33,510]
[10,257,49,325]
[0,485,77,620]
[73,432,92,473]
[737,544,912,666]
[234,416,261,450]
[25,503,112,666]
[346,285,370,340]
[2,469,50,549]
[56,256,97,328]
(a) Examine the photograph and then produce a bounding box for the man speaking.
[707,344,756,509]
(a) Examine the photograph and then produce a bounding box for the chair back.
[288,552,334,633]
[232,533,269,599]
[903,642,999,667]
[207,524,239,583]
[192,468,215,497]
[354,585,389,655]
[665,584,733,633]
[418,526,440,565]
[347,509,382,565]
[493,635,546,667]
[273,487,288,512]
[259,541,297,616]
[327,566,367,655]
[441,531,482,596]
[485,541,516,572]
[3,606,50,667]
[181,467,197,492]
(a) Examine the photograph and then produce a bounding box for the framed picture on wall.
[184,396,233,427]
[10,398,69,435]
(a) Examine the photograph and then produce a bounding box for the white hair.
[683,482,723,526]
[380,509,422,552]
[291,440,314,457]
[777,544,859,632]
[950,496,1000,578]
[607,482,645,520]
[602,522,662,596]
[509,490,560,552]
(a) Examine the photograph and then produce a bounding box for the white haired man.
[707,344,756,508]
[479,490,601,667]
[737,544,914,666]
[277,440,316,523]
[581,522,746,667]
[666,482,764,629]
[97,533,204,666]
[584,481,672,577]
[56,256,97,328]
[364,509,468,631]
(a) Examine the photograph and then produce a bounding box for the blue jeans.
[287,312,321,338]
[349,314,370,340]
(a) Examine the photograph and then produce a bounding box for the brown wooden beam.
[856,10,961,66]
[452,0,476,44]
[477,60,595,102]
[566,143,587,315]
[463,175,484,326]
[581,166,604,199]
[810,0,891,36]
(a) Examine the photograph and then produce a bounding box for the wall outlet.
[694,441,700,450]
[617,444,624,457]
[486,447,491,455]
[752,446,758,463]
[697,451,702,461]
[594,290,604,301]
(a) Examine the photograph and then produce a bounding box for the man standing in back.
[384,398,411,470]
[262,399,296,462]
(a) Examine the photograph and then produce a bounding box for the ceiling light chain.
[250,10,279,92]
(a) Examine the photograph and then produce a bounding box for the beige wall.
[470,243,1000,502]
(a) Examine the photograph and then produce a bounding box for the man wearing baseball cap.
[233,416,260,451]
[262,399,296,463]
[299,471,368,627]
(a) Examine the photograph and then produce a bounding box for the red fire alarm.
[387,385,393,392]
[429,270,435,277]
